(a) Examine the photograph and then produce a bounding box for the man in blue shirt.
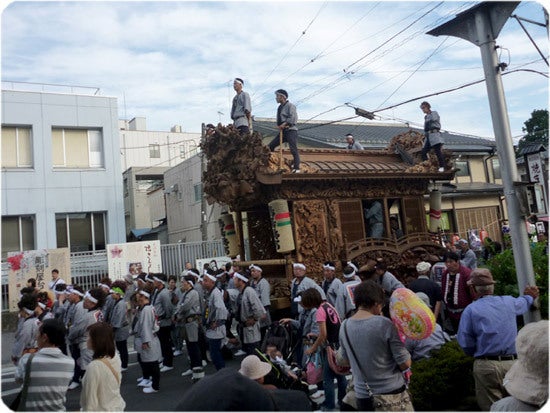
[457,268,539,410]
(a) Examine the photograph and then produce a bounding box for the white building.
[119,117,201,240]
[164,154,223,243]
[1,85,126,257]
[119,117,201,171]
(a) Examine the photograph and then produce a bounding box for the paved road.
[1,335,246,411]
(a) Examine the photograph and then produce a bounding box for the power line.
[251,2,328,99]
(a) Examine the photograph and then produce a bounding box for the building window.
[55,212,106,252]
[52,128,104,168]
[1,215,35,258]
[455,160,470,177]
[492,158,501,180]
[194,183,202,203]
[179,145,185,159]
[1,126,33,168]
[149,144,161,158]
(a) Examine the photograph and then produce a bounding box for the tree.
[517,109,548,153]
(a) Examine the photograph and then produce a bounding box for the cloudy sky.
[2,1,548,141]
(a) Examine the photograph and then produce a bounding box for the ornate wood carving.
[293,200,330,283]
[275,180,428,201]
[247,207,278,261]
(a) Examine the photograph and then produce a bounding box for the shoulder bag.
[99,357,121,385]
[10,353,36,411]
[342,320,414,411]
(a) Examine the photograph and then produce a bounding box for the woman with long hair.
[80,322,125,411]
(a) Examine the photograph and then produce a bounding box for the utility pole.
[200,123,208,241]
[428,1,540,323]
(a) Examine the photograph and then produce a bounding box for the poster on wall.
[6,248,70,311]
[107,240,162,280]
[195,256,233,274]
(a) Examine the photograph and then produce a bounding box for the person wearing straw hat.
[490,320,548,411]
[231,77,252,135]
[133,288,162,393]
[290,263,326,319]
[232,272,266,356]
[457,268,540,410]
[268,89,301,173]
[239,355,276,390]
[201,268,228,371]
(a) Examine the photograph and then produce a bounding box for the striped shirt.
[16,348,75,411]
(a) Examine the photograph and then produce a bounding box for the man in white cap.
[232,272,266,355]
[457,268,540,410]
[290,263,325,319]
[249,264,271,340]
[268,89,301,173]
[408,261,442,320]
[201,268,228,370]
[336,263,361,319]
[491,320,548,411]
[231,77,252,135]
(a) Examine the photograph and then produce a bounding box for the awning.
[131,228,152,238]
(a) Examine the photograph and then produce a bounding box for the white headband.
[38,302,46,310]
[204,273,217,282]
[185,270,200,279]
[22,307,34,315]
[234,78,243,85]
[153,276,164,283]
[249,264,262,272]
[84,292,98,304]
[234,272,249,283]
[138,290,150,298]
[68,288,84,297]
[98,283,110,289]
[293,263,306,270]
[344,270,356,279]
[185,279,194,287]
[347,262,358,272]
[293,296,302,303]
[323,264,335,271]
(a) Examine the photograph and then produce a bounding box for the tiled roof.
[252,118,497,152]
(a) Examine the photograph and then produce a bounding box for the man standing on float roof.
[268,89,301,173]
[230,77,252,135]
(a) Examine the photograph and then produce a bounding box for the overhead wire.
[251,2,329,100]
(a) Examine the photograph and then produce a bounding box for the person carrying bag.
[10,353,35,411]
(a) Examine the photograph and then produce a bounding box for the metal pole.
[475,10,540,322]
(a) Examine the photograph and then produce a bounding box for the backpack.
[320,302,341,346]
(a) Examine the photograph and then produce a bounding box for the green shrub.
[485,242,548,319]
[409,340,477,411]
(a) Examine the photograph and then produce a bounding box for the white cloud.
[2,1,548,139]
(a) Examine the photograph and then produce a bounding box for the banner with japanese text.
[107,240,162,280]
[7,248,70,311]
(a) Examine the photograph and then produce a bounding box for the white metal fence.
[1,240,225,311]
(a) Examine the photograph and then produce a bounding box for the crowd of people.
[10,246,548,411]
